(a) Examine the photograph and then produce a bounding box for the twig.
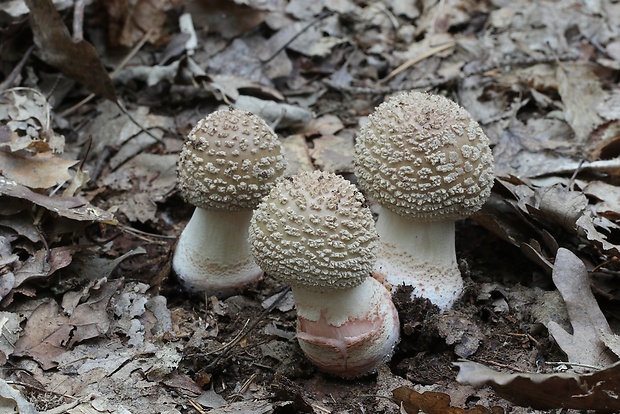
[115,98,165,145]
[261,11,335,64]
[40,395,91,414]
[0,45,35,92]
[230,373,258,402]
[326,50,580,95]
[506,332,541,347]
[117,223,177,241]
[382,41,456,82]
[4,381,79,400]
[206,286,292,368]
[544,361,602,370]
[187,399,207,413]
[477,359,526,372]
[72,0,85,42]
[59,28,154,118]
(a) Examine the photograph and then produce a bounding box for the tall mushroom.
[173,108,286,296]
[354,91,494,310]
[249,170,400,377]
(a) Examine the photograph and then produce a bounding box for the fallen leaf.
[392,386,504,414]
[0,87,65,153]
[436,314,482,359]
[24,0,117,101]
[455,360,620,412]
[281,134,314,176]
[0,176,117,224]
[546,248,617,368]
[235,95,314,130]
[0,378,40,414]
[13,279,122,369]
[12,299,72,369]
[556,63,605,143]
[310,134,354,173]
[0,149,77,189]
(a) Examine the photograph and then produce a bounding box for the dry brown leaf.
[582,180,620,220]
[546,248,617,368]
[556,63,605,143]
[392,386,504,414]
[0,149,76,189]
[24,0,117,101]
[0,176,117,224]
[12,299,72,369]
[310,134,354,173]
[281,134,314,176]
[13,279,121,369]
[0,87,64,154]
[455,360,620,412]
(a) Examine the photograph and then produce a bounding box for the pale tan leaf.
[456,360,620,412]
[546,248,616,368]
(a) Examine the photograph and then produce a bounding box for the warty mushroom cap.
[177,108,286,211]
[354,91,494,222]
[249,170,378,291]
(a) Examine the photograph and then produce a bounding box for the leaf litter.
[1,0,620,412]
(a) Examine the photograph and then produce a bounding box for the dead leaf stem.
[205,286,291,369]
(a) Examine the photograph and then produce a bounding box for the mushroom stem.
[291,278,400,378]
[173,208,262,295]
[373,207,462,310]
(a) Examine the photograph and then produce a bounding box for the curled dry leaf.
[0,176,116,224]
[392,386,504,414]
[546,248,617,368]
[455,360,620,412]
[234,95,314,130]
[0,378,40,414]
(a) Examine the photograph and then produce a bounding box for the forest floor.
[1,0,620,413]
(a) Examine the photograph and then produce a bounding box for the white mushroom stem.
[373,207,463,310]
[291,277,400,378]
[172,208,262,296]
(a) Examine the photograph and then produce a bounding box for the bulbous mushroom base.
[293,278,400,378]
[173,251,263,297]
[373,241,463,311]
[172,208,263,297]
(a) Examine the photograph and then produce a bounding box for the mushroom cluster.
[173,108,286,296]
[354,91,495,310]
[172,92,495,376]
[249,170,400,378]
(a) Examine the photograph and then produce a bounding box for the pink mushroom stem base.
[292,278,400,378]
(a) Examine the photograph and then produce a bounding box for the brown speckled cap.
[354,92,494,221]
[177,108,286,211]
[249,170,377,291]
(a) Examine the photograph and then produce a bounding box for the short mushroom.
[249,170,400,377]
[173,108,286,296]
[354,91,494,310]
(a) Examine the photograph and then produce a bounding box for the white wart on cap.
[173,108,286,296]
[354,91,494,310]
[250,171,400,377]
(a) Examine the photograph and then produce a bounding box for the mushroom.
[249,170,400,377]
[354,91,494,310]
[173,108,286,296]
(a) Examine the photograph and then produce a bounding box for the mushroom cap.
[249,170,377,291]
[354,91,494,222]
[177,108,286,211]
